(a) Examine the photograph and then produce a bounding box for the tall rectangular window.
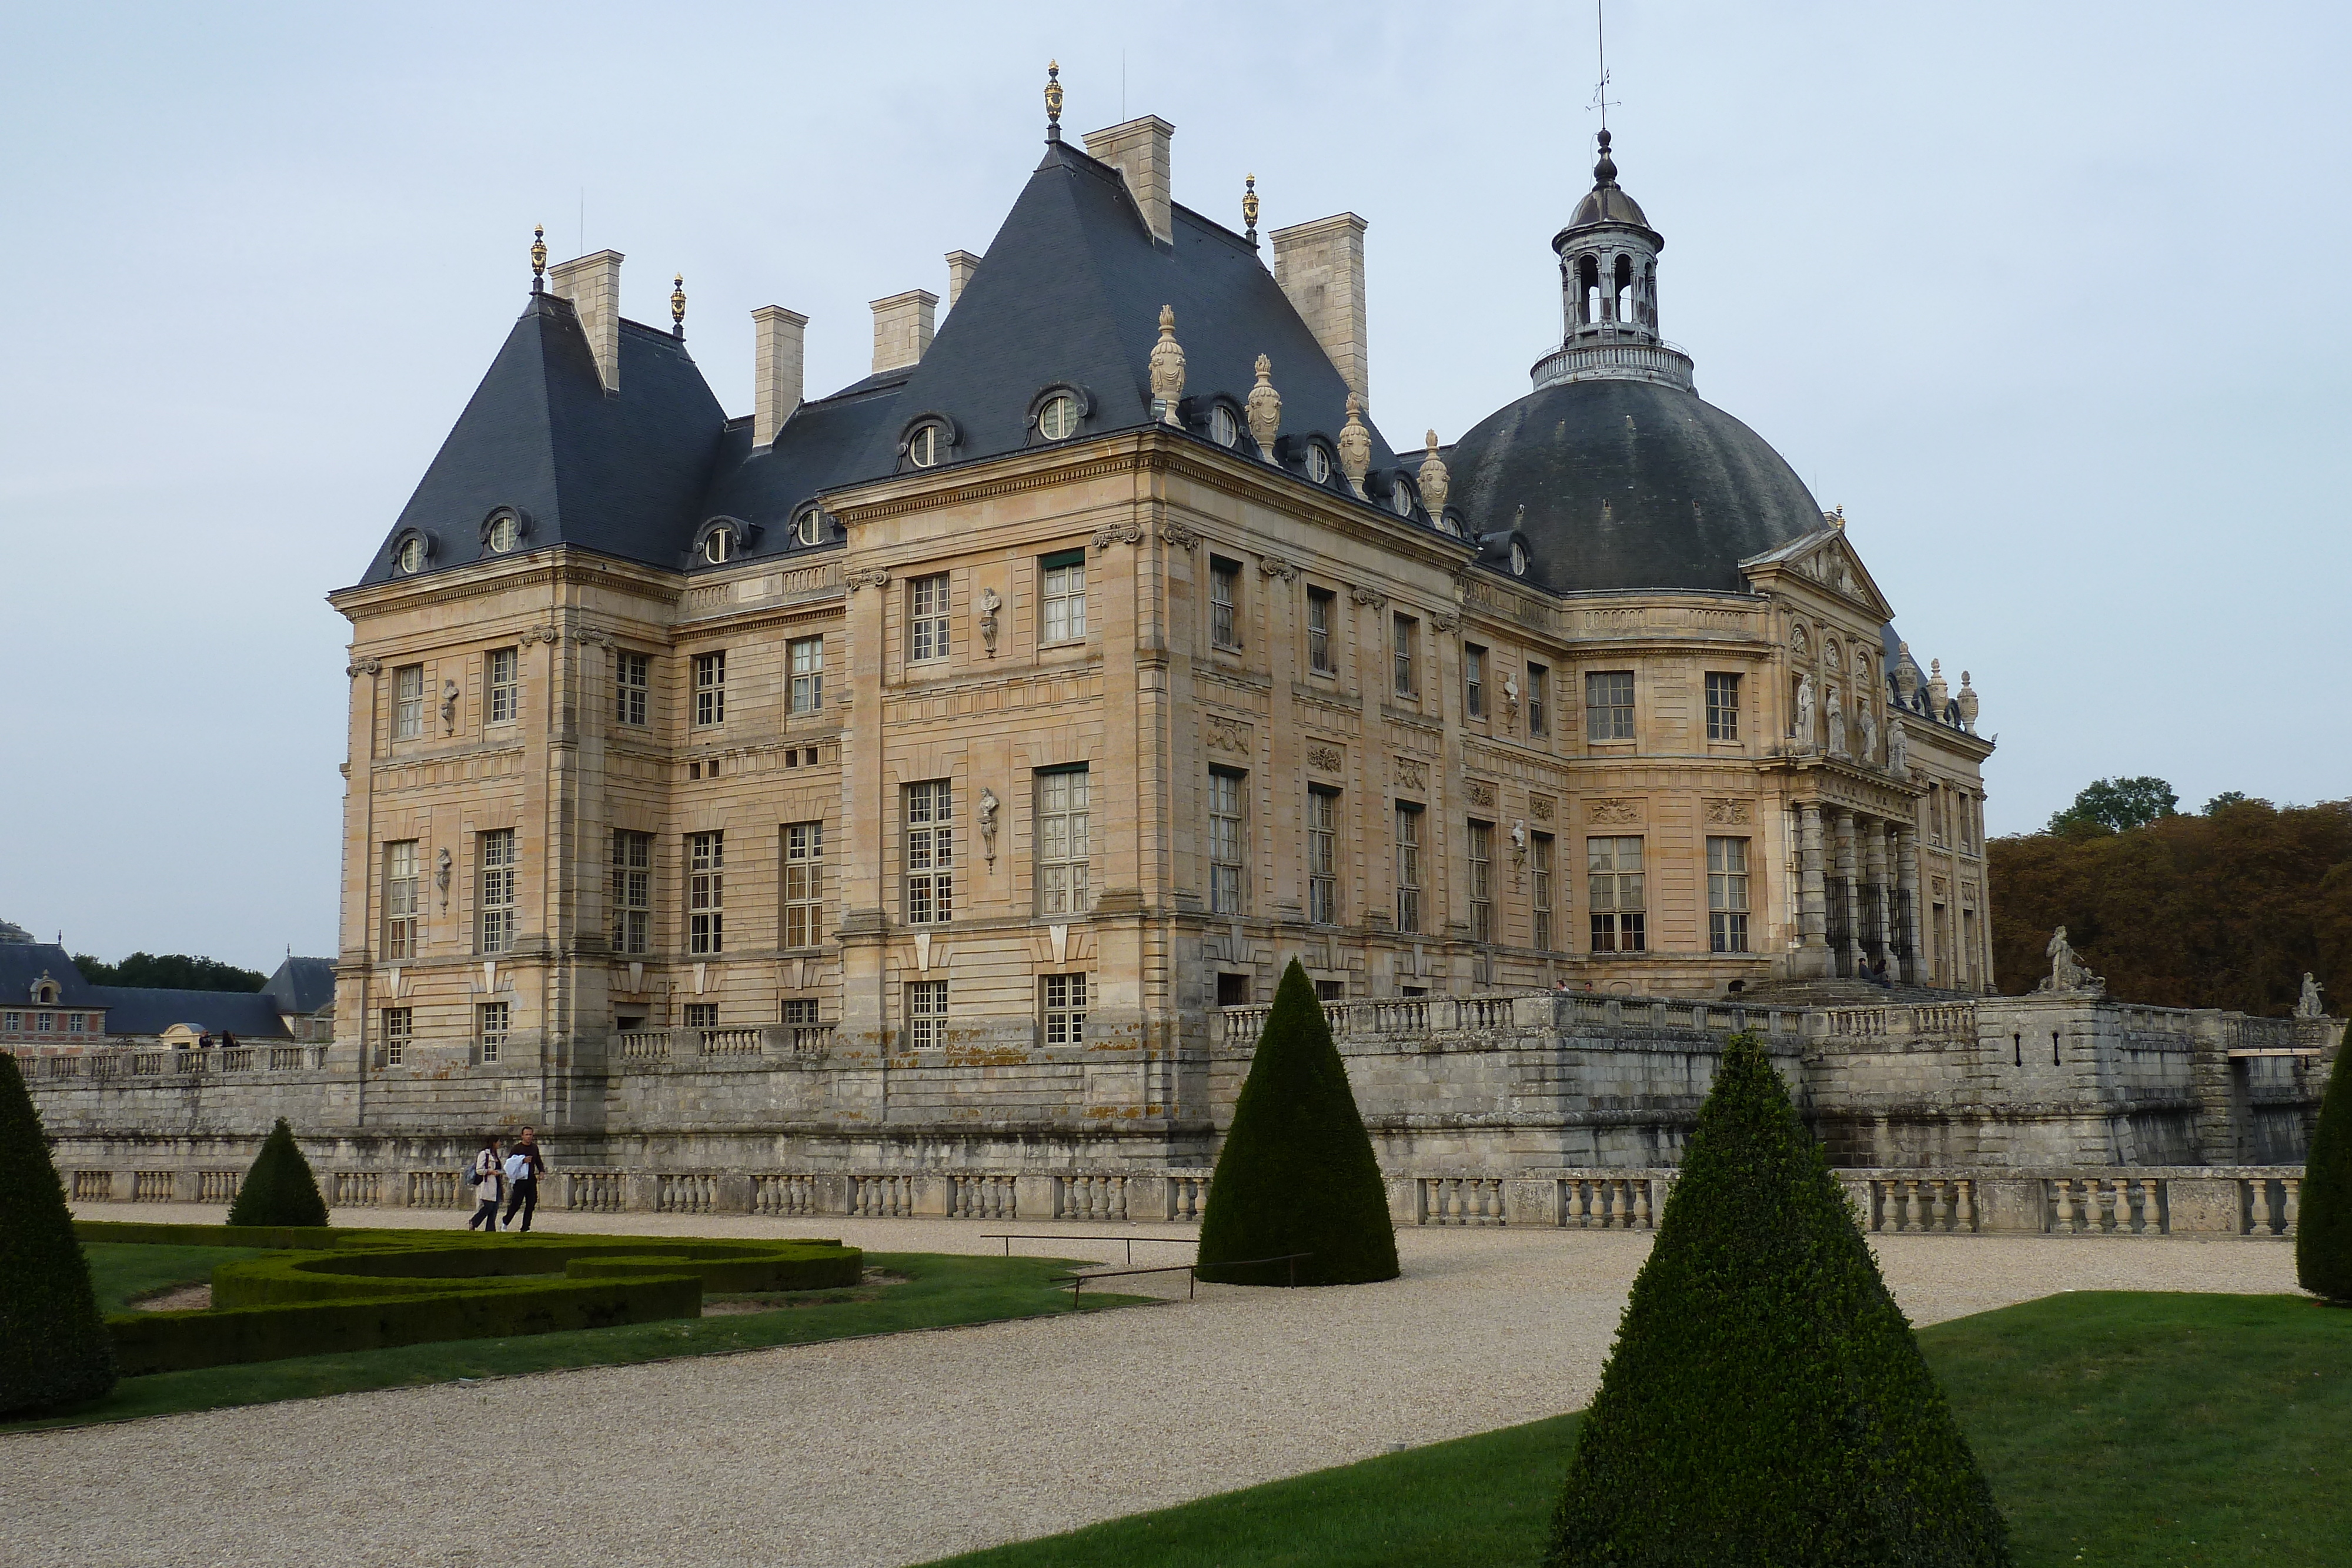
[393,664,425,740]
[477,1001,509,1065]
[1041,973,1088,1045]
[1307,588,1335,674]
[904,780,954,924]
[1395,803,1424,934]
[789,636,824,713]
[382,1007,412,1067]
[477,828,516,954]
[1035,767,1091,915]
[1307,787,1340,925]
[486,647,518,724]
[610,830,651,955]
[1706,671,1741,741]
[906,979,948,1050]
[1588,836,1646,952]
[1392,613,1418,698]
[1527,663,1549,735]
[1040,551,1087,643]
[909,573,951,662]
[692,651,726,727]
[614,650,649,727]
[687,831,724,954]
[782,821,824,947]
[1464,644,1486,720]
[1210,557,1241,648]
[384,840,419,959]
[1708,835,1751,952]
[1209,769,1246,915]
[684,1003,719,1030]
[1468,819,1494,943]
[1532,833,1556,951]
[1585,670,1635,740]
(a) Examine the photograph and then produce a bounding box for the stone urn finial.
[1337,393,1372,497]
[1418,429,1449,519]
[1895,640,1919,705]
[1926,658,1949,718]
[1147,304,1185,426]
[1956,670,1979,733]
[1245,353,1281,460]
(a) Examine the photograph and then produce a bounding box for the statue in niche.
[1501,672,1520,728]
[440,680,460,735]
[977,587,1001,656]
[1825,687,1847,755]
[1857,701,1879,765]
[1793,673,1816,746]
[435,847,452,911]
[1885,717,1909,774]
[2037,926,2103,994]
[2298,972,2327,1019]
[978,788,1000,864]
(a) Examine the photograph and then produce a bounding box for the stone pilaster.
[1796,802,1829,977]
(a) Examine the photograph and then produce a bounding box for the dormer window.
[1510,539,1531,577]
[1038,394,1078,442]
[693,518,751,566]
[793,506,825,547]
[1389,477,1416,520]
[1210,404,1239,449]
[486,515,517,553]
[1436,513,1465,540]
[392,530,432,574]
[908,423,944,467]
[1305,444,1333,485]
[704,529,735,564]
[34,978,60,1005]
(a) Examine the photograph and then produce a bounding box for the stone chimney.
[1083,116,1175,245]
[751,306,808,447]
[944,250,981,310]
[547,249,624,392]
[1271,215,1369,410]
[870,289,937,375]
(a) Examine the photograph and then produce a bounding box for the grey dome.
[1566,182,1651,233]
[1445,376,1825,594]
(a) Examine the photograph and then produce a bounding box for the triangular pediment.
[1740,521,1895,621]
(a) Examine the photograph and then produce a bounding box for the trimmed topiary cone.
[1547,1033,2012,1567]
[0,1052,118,1416]
[2298,1035,2352,1304]
[1195,959,1399,1286]
[227,1116,329,1228]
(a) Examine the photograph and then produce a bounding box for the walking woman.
[467,1136,503,1231]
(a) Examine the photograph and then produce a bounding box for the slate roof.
[0,944,106,1009]
[358,136,1415,586]
[262,955,337,1017]
[98,987,291,1040]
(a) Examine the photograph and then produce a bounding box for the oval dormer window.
[703,527,735,565]
[1438,514,1464,540]
[396,535,426,574]
[486,514,518,554]
[793,506,824,547]
[1305,444,1332,484]
[1038,394,1078,442]
[1211,404,1239,449]
[908,424,941,468]
[1510,539,1531,578]
[1389,481,1415,520]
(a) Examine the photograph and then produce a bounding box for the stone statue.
[1147,305,1185,424]
[435,847,452,911]
[1418,430,1449,519]
[1886,717,1909,773]
[1245,354,1281,460]
[2037,926,2103,994]
[1337,393,1372,497]
[978,788,1000,864]
[1857,701,1879,765]
[1825,687,1847,755]
[440,679,460,735]
[1502,672,1520,728]
[977,587,1001,656]
[1793,673,1818,747]
[2297,972,2327,1019]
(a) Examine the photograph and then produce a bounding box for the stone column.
[1796,803,1829,978]
[1866,820,1895,982]
[1895,825,1921,984]
[1834,811,1862,979]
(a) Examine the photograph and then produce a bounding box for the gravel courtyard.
[8,1204,2297,1568]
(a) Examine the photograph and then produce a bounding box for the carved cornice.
[573,628,614,646]
[1257,553,1299,581]
[1091,519,1147,549]
[1428,609,1461,633]
[517,624,562,647]
[844,567,892,592]
[346,657,383,678]
[1159,520,1200,552]
[1349,584,1389,609]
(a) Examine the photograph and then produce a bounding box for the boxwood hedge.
[1,1053,118,1416]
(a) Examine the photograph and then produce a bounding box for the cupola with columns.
[1532,129,1693,393]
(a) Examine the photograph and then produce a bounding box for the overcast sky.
[4,2,2346,972]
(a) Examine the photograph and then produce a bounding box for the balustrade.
[132,1052,168,1074]
[788,1024,834,1056]
[750,1173,820,1216]
[2043,1176,2168,1235]
[1420,1176,1506,1226]
[218,1048,253,1072]
[195,1171,240,1204]
[1557,1175,1654,1230]
[699,1028,762,1057]
[949,1173,1018,1220]
[1060,1174,1128,1222]
[2244,1176,2301,1237]
[853,1173,916,1218]
[658,1173,719,1213]
[332,1172,382,1207]
[1857,1176,1978,1234]
[564,1171,624,1213]
[72,1170,113,1201]
[131,1171,175,1202]
[1165,1172,1211,1222]
[615,1030,670,1062]
[407,1169,462,1208]
[268,1047,307,1071]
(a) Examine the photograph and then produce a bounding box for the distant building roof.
[96,987,290,1040]
[0,944,107,1008]
[262,956,336,1017]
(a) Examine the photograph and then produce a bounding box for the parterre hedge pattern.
[0,1054,118,1416]
[84,1222,861,1375]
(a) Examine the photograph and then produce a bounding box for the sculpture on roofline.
[1857,700,1879,765]
[2297,972,2326,1019]
[1824,687,1847,756]
[1885,717,1909,774]
[2036,926,2104,995]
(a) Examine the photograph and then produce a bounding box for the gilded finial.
[1044,60,1063,141]
[530,225,547,293]
[1242,174,1259,247]
[671,273,686,337]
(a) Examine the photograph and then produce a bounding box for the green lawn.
[924,1292,2352,1568]
[11,1246,1142,1432]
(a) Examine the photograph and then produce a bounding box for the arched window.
[1613,255,1634,324]
[1578,254,1602,326]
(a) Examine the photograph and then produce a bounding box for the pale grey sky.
[4,2,2346,972]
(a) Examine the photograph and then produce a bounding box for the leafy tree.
[2298,1038,2352,1305]
[2046,775,2179,837]
[1991,798,2352,1014]
[227,1118,329,1227]
[2203,791,2260,815]
[1196,960,1399,1286]
[0,1053,118,1416]
[71,951,266,992]
[1547,1035,2011,1567]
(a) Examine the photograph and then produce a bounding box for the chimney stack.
[1083,116,1175,245]
[870,289,937,375]
[751,306,808,447]
[944,250,982,311]
[547,249,625,392]
[1271,215,1369,411]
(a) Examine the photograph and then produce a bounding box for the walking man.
[501,1125,546,1231]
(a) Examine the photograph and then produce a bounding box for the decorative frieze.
[1306,744,1345,774]
[1528,794,1555,821]
[517,624,562,647]
[1349,584,1388,608]
[845,567,891,591]
[1464,778,1497,809]
[1588,798,1641,824]
[1091,520,1146,549]
[1393,757,1427,791]
[1703,798,1753,825]
[1257,553,1299,581]
[1206,715,1252,754]
[1159,519,1200,552]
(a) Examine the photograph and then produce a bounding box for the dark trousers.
[468,1197,499,1230]
[503,1176,538,1231]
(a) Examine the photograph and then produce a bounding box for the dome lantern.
[1531,129,1693,394]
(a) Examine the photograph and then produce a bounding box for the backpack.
[465,1151,489,1188]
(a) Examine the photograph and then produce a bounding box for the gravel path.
[11,1203,2296,1568]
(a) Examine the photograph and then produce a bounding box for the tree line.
[1989,780,2352,1015]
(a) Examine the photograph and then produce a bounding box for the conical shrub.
[1547,1033,2012,1567]
[2298,1036,2352,1303]
[1196,960,1399,1286]
[0,1052,118,1416]
[227,1116,329,1228]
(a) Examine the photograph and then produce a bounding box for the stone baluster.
[2283,1177,2301,1236]
[2050,1178,2074,1235]
[2249,1179,2275,1236]
[1901,1179,1921,1233]
[2141,1177,2165,1235]
[1633,1180,1652,1229]
[1956,1178,1976,1233]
